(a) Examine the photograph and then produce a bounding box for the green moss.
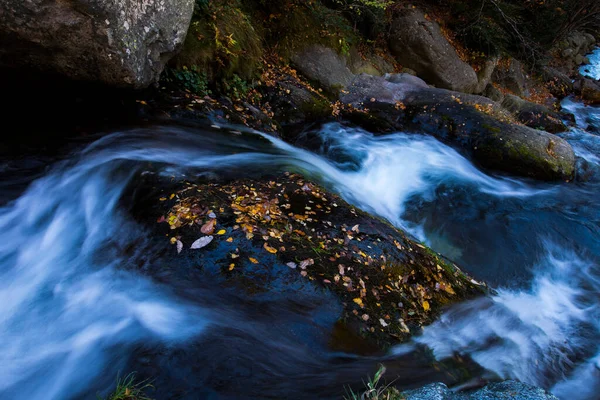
[300,96,333,119]
[173,0,263,80]
[482,123,502,134]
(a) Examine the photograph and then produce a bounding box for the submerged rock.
[0,0,194,88]
[575,78,600,104]
[388,8,478,93]
[340,74,575,181]
[152,172,483,347]
[403,381,558,400]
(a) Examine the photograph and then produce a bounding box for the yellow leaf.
[229,264,235,271]
[217,229,227,235]
[263,243,278,254]
[353,298,363,307]
[422,301,430,311]
[159,197,167,201]
[249,257,259,264]
[170,237,177,244]
[226,237,234,243]
[169,193,175,200]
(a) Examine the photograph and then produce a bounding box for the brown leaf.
[201,219,216,234]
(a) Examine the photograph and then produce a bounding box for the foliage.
[430,0,600,61]
[162,66,211,95]
[344,365,405,400]
[99,373,153,400]
[174,0,263,80]
[221,74,252,100]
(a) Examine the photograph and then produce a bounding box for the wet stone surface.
[147,172,485,348]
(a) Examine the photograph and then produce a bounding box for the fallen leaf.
[379,318,388,327]
[191,236,213,249]
[226,237,234,242]
[201,219,216,234]
[217,229,227,235]
[263,243,278,254]
[229,264,235,271]
[422,301,430,311]
[353,298,363,307]
[299,258,314,270]
[351,224,360,233]
[249,257,259,264]
[286,262,297,269]
[176,240,183,254]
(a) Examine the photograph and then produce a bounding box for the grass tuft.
[99,372,154,400]
[344,365,405,400]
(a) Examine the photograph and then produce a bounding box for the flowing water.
[1,70,600,398]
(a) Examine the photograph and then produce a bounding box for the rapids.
[1,62,600,399]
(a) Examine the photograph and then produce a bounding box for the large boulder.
[341,74,575,181]
[291,45,355,95]
[0,0,194,88]
[501,94,567,133]
[388,8,478,93]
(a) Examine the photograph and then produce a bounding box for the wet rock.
[501,94,567,133]
[152,173,484,347]
[291,45,354,95]
[341,74,575,181]
[492,58,530,98]
[575,78,600,104]
[388,7,478,93]
[541,67,573,98]
[403,381,558,400]
[0,0,194,88]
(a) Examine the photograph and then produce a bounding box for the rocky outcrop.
[340,74,575,181]
[290,45,355,95]
[492,58,530,98]
[501,94,567,133]
[388,8,478,93]
[403,381,558,400]
[0,0,194,88]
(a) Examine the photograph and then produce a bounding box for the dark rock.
[152,172,484,347]
[541,67,573,98]
[268,81,332,126]
[501,94,567,133]
[575,78,600,104]
[341,74,575,181]
[404,381,558,400]
[388,8,478,93]
[483,84,504,104]
[492,58,530,98]
[0,0,194,88]
[291,45,354,95]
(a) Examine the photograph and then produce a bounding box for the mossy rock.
[150,172,484,348]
